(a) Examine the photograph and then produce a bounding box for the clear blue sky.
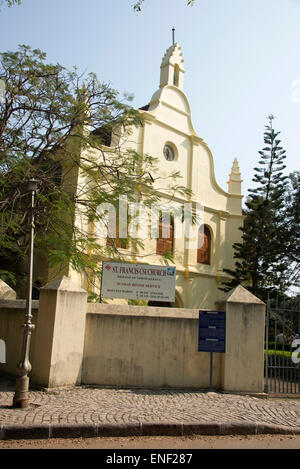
[1,0,299,197]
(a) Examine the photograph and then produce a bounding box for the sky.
[0,0,299,198]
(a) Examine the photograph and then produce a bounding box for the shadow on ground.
[0,373,16,392]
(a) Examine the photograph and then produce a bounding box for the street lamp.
[12,178,39,409]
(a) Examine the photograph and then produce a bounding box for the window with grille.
[106,213,128,249]
[156,216,174,255]
[197,225,211,265]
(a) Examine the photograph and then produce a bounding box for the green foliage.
[5,0,21,6]
[0,269,17,286]
[264,349,292,359]
[0,0,21,10]
[220,116,292,299]
[3,1,197,13]
[128,299,148,306]
[0,45,190,297]
[133,0,195,12]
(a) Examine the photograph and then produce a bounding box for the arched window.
[197,225,211,265]
[156,215,174,256]
[106,226,128,249]
[173,64,179,87]
[106,208,128,249]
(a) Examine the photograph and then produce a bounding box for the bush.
[266,341,291,351]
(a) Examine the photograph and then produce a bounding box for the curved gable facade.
[118,43,244,308]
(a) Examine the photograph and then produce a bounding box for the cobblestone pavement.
[1,379,300,436]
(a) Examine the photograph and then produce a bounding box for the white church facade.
[68,42,244,309]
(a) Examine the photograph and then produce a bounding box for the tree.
[3,0,21,6]
[0,45,190,297]
[2,1,197,11]
[134,0,195,12]
[221,115,290,299]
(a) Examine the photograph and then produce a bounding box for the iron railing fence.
[265,293,300,394]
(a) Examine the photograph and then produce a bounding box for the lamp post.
[12,178,38,409]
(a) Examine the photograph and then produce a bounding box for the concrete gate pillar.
[215,285,265,393]
[0,279,16,300]
[31,276,87,388]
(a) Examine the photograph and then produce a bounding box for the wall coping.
[42,276,87,293]
[86,303,212,320]
[217,285,265,306]
[0,299,39,310]
[0,279,16,300]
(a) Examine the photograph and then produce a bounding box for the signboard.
[101,262,176,302]
[198,310,226,353]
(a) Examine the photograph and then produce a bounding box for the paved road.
[1,373,300,440]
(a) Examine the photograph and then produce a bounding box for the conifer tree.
[221,115,289,299]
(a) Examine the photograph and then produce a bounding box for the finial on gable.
[159,42,184,90]
[227,158,242,195]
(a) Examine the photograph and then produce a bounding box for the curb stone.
[2,424,51,440]
[141,423,183,437]
[0,422,300,440]
[97,424,141,438]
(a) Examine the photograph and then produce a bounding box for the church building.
[65,42,244,309]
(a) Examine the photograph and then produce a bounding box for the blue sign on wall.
[198,311,226,353]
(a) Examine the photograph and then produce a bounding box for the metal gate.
[265,295,300,394]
